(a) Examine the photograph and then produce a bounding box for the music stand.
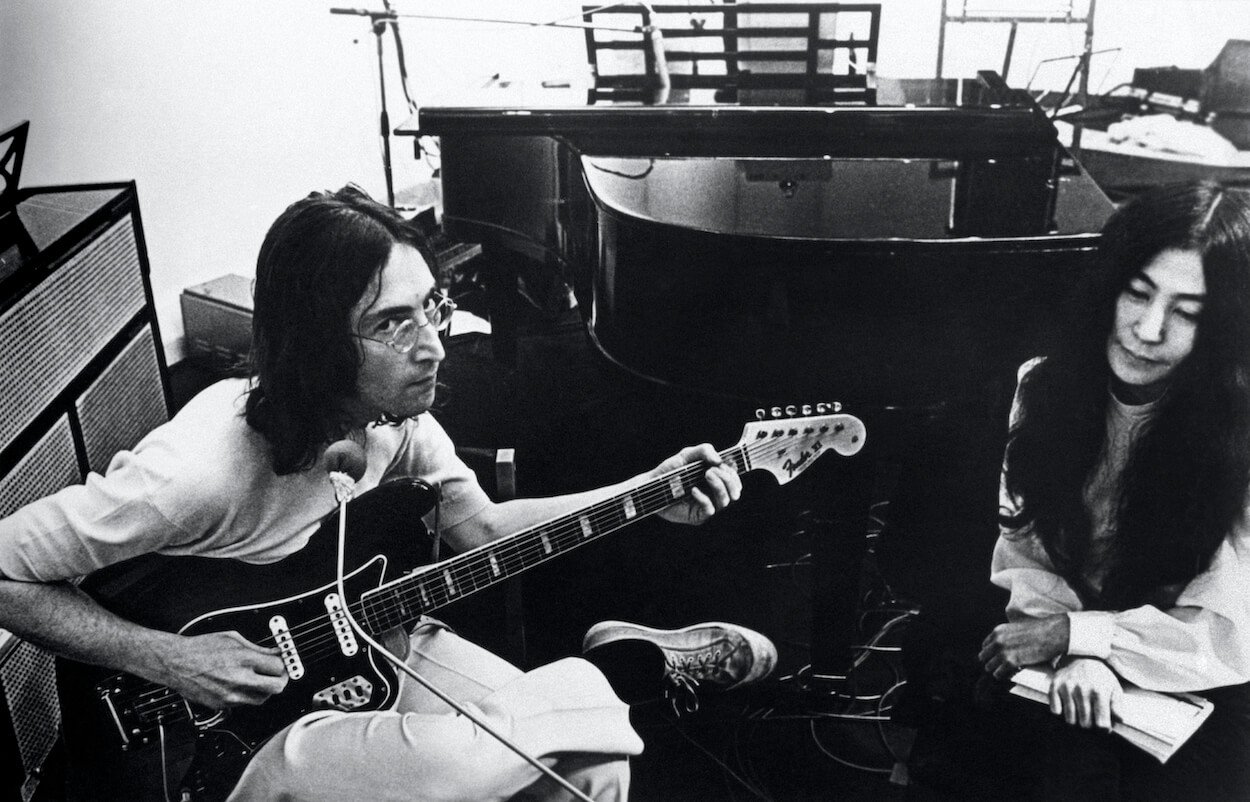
[1,121,29,208]
[582,3,880,105]
[0,121,37,282]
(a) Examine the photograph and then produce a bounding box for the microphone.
[638,2,670,96]
[329,7,396,20]
[645,25,671,95]
[325,440,367,503]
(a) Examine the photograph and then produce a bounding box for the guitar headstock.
[738,404,866,485]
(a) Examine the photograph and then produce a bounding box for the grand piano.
[397,54,1115,677]
[399,71,1112,409]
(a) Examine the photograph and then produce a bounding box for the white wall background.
[2,0,1248,362]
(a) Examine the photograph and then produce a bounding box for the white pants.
[229,621,641,801]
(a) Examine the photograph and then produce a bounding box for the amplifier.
[0,641,59,802]
[0,181,169,802]
[1132,66,1204,102]
[181,273,254,363]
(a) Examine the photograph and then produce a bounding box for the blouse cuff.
[1066,611,1115,659]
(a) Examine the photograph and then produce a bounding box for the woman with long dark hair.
[979,181,1250,799]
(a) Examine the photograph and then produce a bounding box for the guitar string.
[292,446,737,641]
[121,427,846,715]
[314,453,716,638]
[357,428,839,628]
[316,441,758,640]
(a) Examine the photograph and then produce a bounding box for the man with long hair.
[0,185,773,800]
[980,182,1250,799]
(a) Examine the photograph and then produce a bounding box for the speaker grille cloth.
[0,640,60,801]
[0,415,79,690]
[77,325,168,474]
[0,415,79,518]
[0,215,145,454]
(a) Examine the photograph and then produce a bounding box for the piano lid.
[399,74,1061,158]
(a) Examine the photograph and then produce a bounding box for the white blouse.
[991,359,1250,693]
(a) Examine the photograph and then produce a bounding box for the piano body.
[400,73,1113,408]
[397,70,1116,675]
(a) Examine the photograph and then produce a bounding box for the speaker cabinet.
[0,182,169,801]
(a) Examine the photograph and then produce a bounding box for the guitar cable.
[158,721,172,802]
[326,448,596,802]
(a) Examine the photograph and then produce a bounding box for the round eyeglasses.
[356,292,457,354]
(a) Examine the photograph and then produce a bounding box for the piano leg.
[480,246,523,365]
[808,449,878,683]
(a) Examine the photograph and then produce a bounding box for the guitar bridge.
[312,675,374,711]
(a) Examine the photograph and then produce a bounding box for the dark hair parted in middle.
[244,185,439,475]
[1001,182,1250,609]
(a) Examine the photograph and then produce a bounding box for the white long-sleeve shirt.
[991,360,1250,693]
[0,378,490,582]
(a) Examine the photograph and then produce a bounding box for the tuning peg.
[761,403,844,419]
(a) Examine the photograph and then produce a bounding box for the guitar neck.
[357,443,751,633]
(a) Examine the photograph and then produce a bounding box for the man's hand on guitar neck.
[143,629,289,710]
[650,444,742,527]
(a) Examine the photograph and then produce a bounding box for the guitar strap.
[429,480,442,564]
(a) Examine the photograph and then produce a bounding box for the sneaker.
[582,620,777,692]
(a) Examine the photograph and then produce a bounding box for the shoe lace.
[662,646,733,715]
[664,670,700,715]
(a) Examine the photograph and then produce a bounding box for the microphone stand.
[331,7,402,207]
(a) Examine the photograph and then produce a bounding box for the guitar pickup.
[324,593,360,656]
[269,614,305,679]
[312,675,374,711]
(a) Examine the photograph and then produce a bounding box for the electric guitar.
[58,410,865,800]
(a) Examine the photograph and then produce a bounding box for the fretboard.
[357,444,751,633]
